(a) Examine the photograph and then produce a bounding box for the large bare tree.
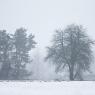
[46,24,94,80]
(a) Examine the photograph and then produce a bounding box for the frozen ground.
[0,81,95,95]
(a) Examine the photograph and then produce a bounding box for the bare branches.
[46,24,94,80]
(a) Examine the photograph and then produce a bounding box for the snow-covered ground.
[0,81,95,95]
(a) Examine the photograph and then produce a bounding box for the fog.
[28,48,58,81]
[0,0,95,80]
[0,0,95,49]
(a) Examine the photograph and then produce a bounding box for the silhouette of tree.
[46,24,94,80]
[10,28,36,79]
[0,30,13,79]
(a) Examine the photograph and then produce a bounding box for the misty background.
[0,0,95,80]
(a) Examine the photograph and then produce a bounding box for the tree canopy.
[46,24,94,80]
[0,28,36,80]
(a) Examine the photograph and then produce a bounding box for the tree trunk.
[0,62,10,80]
[69,65,74,81]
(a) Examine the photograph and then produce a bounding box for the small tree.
[11,28,36,79]
[46,24,94,80]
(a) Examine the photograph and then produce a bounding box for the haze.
[0,0,95,50]
[0,0,95,80]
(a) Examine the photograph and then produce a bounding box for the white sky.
[0,0,95,51]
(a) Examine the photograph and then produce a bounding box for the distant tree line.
[0,24,94,80]
[0,28,36,80]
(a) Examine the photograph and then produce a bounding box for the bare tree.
[46,24,94,80]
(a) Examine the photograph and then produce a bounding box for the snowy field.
[0,81,95,95]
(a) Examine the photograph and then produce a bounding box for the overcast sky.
[0,0,95,52]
